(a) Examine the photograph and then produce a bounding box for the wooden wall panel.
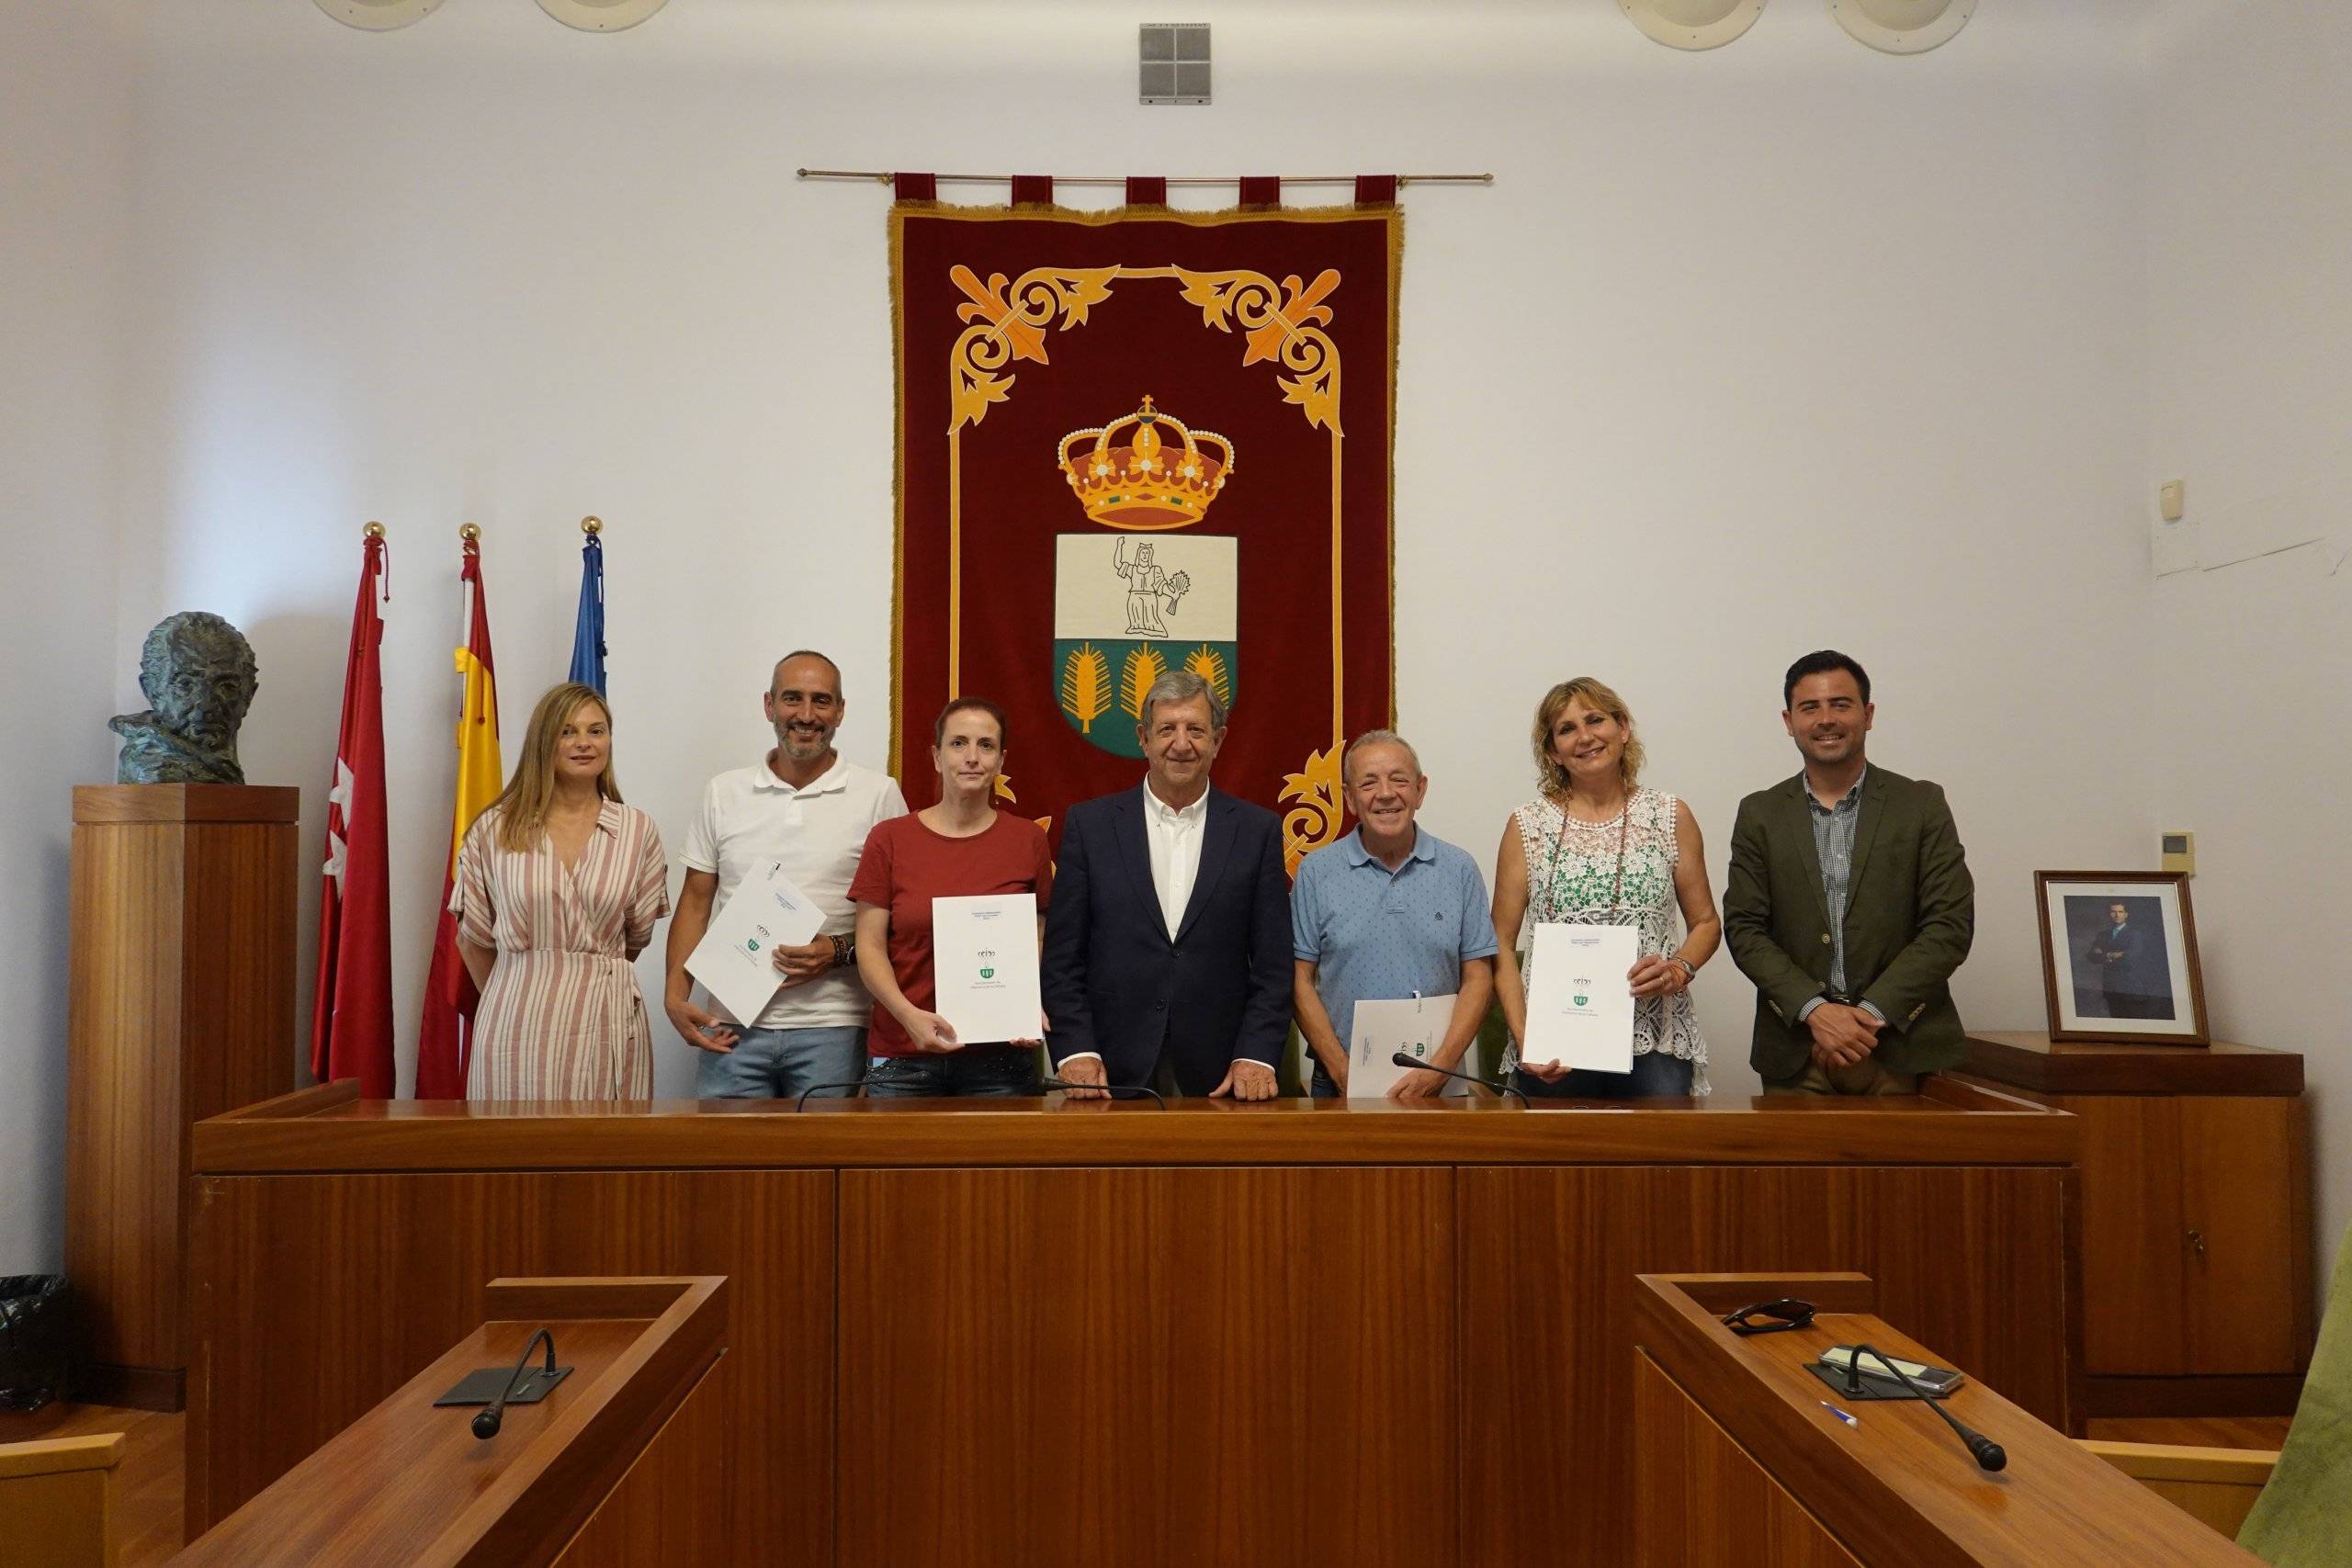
[553,1359,732,1568]
[187,1172,831,1567]
[2060,1094,2189,1375]
[1459,1166,2069,1568]
[177,821,299,1128]
[1633,1351,1860,1568]
[836,1167,1457,1568]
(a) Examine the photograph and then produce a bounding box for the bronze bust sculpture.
[109,612,259,784]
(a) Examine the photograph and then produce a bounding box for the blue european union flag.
[568,534,605,694]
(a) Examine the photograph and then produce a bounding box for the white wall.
[92,0,2160,1106]
[0,2,132,1270]
[2142,0,2352,1279]
[17,0,2344,1322]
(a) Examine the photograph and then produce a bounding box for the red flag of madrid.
[310,528,396,1097]
[413,532,502,1099]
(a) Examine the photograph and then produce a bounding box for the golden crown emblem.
[1057,396,1235,531]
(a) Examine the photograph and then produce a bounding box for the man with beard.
[1723,651,1975,1095]
[664,651,906,1098]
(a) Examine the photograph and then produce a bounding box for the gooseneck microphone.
[794,1076,871,1111]
[1842,1343,2007,1472]
[1043,1077,1169,1109]
[1390,1052,1530,1105]
[472,1327,558,1440]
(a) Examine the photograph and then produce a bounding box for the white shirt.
[1143,780,1210,938]
[679,754,907,1028]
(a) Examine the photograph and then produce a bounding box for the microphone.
[472,1327,558,1440]
[1043,1077,1168,1109]
[1840,1343,2007,1472]
[1390,1051,1529,1105]
[794,1076,870,1111]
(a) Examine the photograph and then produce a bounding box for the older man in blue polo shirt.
[1292,730,1498,1098]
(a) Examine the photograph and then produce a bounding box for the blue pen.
[1819,1401,1860,1428]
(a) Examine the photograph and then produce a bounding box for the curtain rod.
[796,169,1492,187]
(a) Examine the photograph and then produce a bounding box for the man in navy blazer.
[1043,670,1293,1100]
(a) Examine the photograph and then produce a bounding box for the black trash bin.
[0,1274,69,1411]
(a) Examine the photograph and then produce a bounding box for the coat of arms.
[1051,397,1239,759]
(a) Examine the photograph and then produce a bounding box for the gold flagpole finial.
[459,522,481,542]
[362,521,385,539]
[581,515,603,535]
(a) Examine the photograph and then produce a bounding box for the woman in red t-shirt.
[848,697,1053,1096]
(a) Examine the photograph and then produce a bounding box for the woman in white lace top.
[1489,677,1723,1097]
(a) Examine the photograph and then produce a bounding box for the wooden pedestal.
[1954,1031,2314,1417]
[66,784,299,1411]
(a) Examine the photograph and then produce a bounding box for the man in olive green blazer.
[1723,652,1974,1093]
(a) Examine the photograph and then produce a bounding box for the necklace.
[1540,789,1630,923]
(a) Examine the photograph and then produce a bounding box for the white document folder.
[931,893,1042,1045]
[1521,923,1639,1073]
[684,860,826,1025]
[1347,993,1466,1099]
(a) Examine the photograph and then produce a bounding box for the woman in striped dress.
[453,682,671,1101]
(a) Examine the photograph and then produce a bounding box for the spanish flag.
[413,531,502,1099]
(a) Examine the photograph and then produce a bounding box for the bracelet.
[829,932,854,968]
[1666,955,1697,985]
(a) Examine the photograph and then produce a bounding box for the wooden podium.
[1632,1271,2261,1565]
[66,784,298,1410]
[176,1276,731,1566]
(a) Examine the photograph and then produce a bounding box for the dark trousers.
[865,1049,1044,1098]
[1514,1051,1695,1100]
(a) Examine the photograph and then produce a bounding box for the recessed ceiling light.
[1620,0,1770,52]
[536,0,670,32]
[1829,0,1977,55]
[312,0,446,32]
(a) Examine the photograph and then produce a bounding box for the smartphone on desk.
[1816,1346,1966,1396]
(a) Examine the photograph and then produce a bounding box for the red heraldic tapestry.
[892,199,1399,870]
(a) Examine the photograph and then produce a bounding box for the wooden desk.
[1633,1272,2259,1565]
[188,1078,2079,1568]
[1957,1031,2313,1416]
[0,1430,123,1568]
[175,1276,729,1566]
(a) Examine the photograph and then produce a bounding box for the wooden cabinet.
[1956,1032,2314,1416]
[66,784,299,1411]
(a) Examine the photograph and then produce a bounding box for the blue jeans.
[694,1024,866,1100]
[865,1048,1044,1098]
[1514,1051,1695,1100]
[1310,1060,1342,1099]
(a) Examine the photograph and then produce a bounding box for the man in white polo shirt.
[664,650,907,1099]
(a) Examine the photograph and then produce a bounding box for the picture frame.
[2033,871,2210,1044]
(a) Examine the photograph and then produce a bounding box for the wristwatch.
[828,932,855,968]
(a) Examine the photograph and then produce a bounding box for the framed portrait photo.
[2034,871,2210,1044]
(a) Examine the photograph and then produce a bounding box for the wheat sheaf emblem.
[1119,646,1169,719]
[1182,645,1231,709]
[1058,642,1112,734]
